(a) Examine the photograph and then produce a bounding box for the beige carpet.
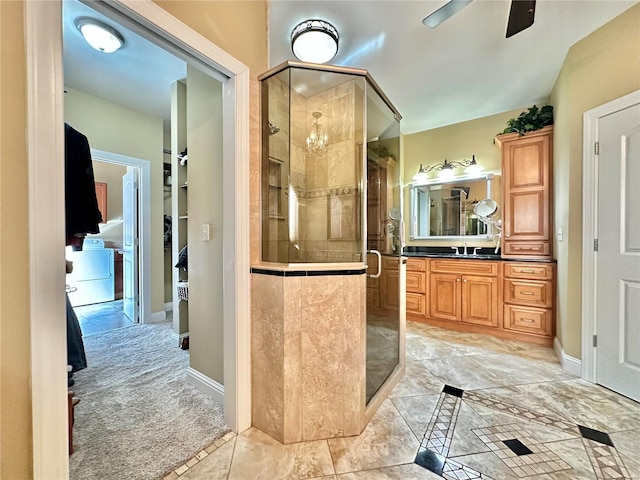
[69,323,229,480]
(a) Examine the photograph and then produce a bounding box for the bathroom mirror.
[409,173,495,240]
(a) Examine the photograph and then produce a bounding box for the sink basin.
[404,252,500,260]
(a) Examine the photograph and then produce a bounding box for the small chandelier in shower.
[305,112,328,156]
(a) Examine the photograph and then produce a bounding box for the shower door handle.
[367,250,382,279]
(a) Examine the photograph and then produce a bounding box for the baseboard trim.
[170,330,189,343]
[187,367,224,405]
[554,337,582,377]
[164,302,173,312]
[149,310,167,323]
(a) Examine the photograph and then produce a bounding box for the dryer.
[67,238,115,307]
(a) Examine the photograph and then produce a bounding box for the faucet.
[463,241,468,256]
[472,247,481,256]
[450,246,460,256]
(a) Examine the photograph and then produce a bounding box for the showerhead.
[268,122,280,136]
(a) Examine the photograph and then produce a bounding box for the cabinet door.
[462,275,498,327]
[430,273,460,322]
[382,270,399,310]
[501,128,552,258]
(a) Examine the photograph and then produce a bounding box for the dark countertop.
[401,246,555,263]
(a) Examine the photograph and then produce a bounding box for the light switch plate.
[557,226,563,241]
[202,223,211,242]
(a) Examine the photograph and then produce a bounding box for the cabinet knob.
[457,278,461,282]
[463,279,467,283]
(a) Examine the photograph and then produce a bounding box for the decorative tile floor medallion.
[578,426,632,480]
[472,424,572,477]
[415,385,632,479]
[442,458,492,480]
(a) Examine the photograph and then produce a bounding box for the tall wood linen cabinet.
[495,126,553,260]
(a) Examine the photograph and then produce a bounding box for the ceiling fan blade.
[422,0,474,28]
[506,0,536,38]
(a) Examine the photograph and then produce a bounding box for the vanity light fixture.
[291,19,339,64]
[305,112,328,156]
[412,164,430,182]
[75,17,125,53]
[412,155,484,181]
[464,155,484,174]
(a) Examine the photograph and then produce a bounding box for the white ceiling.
[63,0,186,129]
[63,0,637,135]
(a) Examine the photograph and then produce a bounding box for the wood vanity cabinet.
[406,258,427,316]
[503,262,555,338]
[381,256,399,310]
[429,259,499,328]
[405,257,555,345]
[496,126,553,260]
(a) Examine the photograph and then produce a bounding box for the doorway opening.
[66,154,148,337]
[27,1,251,476]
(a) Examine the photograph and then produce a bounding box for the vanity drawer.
[406,292,426,316]
[431,259,498,277]
[503,242,550,257]
[406,258,427,272]
[382,256,399,270]
[504,279,553,308]
[406,271,426,293]
[504,263,553,280]
[504,305,552,336]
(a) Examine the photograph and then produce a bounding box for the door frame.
[92,150,151,324]
[26,1,251,477]
[581,89,640,383]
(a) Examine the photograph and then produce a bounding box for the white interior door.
[596,102,640,402]
[123,168,139,323]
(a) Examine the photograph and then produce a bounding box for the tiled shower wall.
[264,76,362,263]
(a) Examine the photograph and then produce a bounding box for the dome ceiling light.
[75,17,125,54]
[291,19,339,64]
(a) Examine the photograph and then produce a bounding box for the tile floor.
[74,299,134,336]
[164,320,640,480]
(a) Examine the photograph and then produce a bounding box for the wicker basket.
[177,281,189,302]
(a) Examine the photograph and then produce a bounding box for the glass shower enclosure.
[260,61,403,406]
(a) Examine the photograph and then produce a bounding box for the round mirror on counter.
[388,206,401,221]
[473,198,498,219]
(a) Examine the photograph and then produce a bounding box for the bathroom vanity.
[402,126,556,345]
[396,250,555,346]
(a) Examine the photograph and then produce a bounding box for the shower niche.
[252,61,404,444]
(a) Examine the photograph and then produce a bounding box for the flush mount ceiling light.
[75,17,125,53]
[291,19,339,64]
[412,155,484,181]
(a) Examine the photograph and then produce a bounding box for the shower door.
[365,87,402,404]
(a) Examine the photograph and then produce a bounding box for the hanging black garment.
[65,123,102,242]
[66,293,87,372]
